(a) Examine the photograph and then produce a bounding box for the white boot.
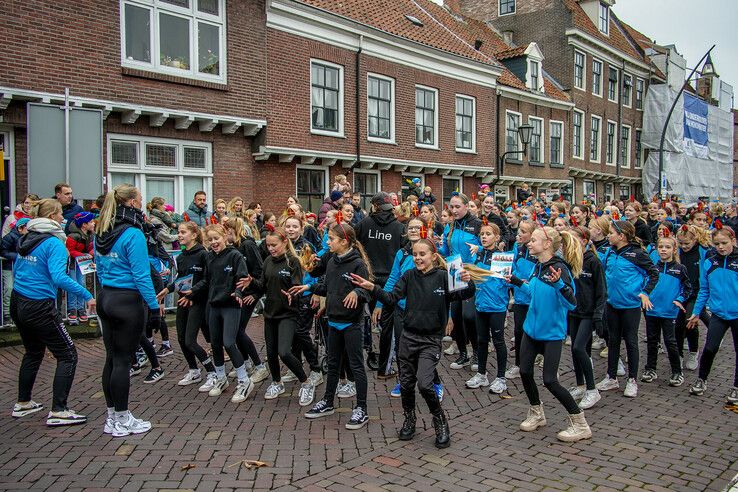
[520,404,546,431]
[557,411,592,442]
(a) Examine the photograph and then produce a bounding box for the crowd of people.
[6,177,738,449]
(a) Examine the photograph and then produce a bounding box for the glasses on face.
[407,226,422,231]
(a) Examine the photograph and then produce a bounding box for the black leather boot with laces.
[398,410,416,440]
[432,410,450,449]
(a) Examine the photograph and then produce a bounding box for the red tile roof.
[619,21,653,52]
[562,0,643,61]
[495,46,528,60]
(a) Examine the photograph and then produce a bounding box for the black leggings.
[606,305,641,379]
[99,287,146,412]
[569,316,595,390]
[512,304,529,366]
[396,308,441,384]
[209,305,246,370]
[398,330,442,415]
[698,315,738,386]
[675,298,710,357]
[135,334,158,368]
[450,298,477,356]
[520,333,580,414]
[645,316,681,373]
[236,302,262,366]
[293,296,320,372]
[12,292,78,412]
[264,317,307,383]
[145,315,170,342]
[323,321,368,409]
[476,311,507,378]
[176,303,211,370]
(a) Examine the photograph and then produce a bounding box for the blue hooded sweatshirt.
[474,248,512,313]
[692,248,738,320]
[603,243,660,309]
[511,243,537,305]
[439,213,482,264]
[511,257,576,341]
[646,260,692,319]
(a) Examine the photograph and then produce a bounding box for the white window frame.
[590,115,602,163]
[599,3,609,35]
[620,124,631,169]
[583,180,596,202]
[296,164,330,211]
[605,120,617,166]
[527,60,543,92]
[455,94,476,153]
[107,134,213,213]
[415,85,439,150]
[592,59,603,97]
[353,169,382,209]
[366,72,395,144]
[605,183,614,202]
[528,116,544,164]
[608,66,619,103]
[574,50,586,91]
[505,110,523,156]
[635,128,643,169]
[549,120,564,166]
[499,0,516,16]
[442,177,463,204]
[622,73,633,108]
[310,59,345,137]
[619,184,631,201]
[120,0,227,84]
[572,109,584,160]
[636,78,645,111]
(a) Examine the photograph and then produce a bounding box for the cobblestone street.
[0,318,736,491]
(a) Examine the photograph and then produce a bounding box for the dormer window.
[523,43,545,92]
[598,3,609,35]
[529,61,540,91]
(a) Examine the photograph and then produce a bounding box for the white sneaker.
[617,358,626,377]
[685,352,699,371]
[264,381,285,400]
[231,379,254,403]
[596,376,619,391]
[308,370,324,387]
[250,365,269,384]
[281,371,297,383]
[208,376,229,397]
[624,378,638,398]
[46,409,86,426]
[568,385,586,400]
[442,336,452,343]
[579,389,601,409]
[11,401,44,418]
[104,417,114,434]
[489,377,507,394]
[337,381,357,398]
[591,335,605,350]
[244,359,255,376]
[178,370,202,386]
[228,369,237,378]
[111,413,151,438]
[564,335,572,346]
[535,354,544,367]
[198,373,218,393]
[505,365,521,379]
[443,342,459,356]
[465,372,490,389]
[298,382,316,407]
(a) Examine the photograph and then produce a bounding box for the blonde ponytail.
[97,183,138,235]
[31,198,62,219]
[560,230,583,278]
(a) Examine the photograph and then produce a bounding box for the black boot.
[432,410,450,449]
[366,351,379,371]
[399,410,416,440]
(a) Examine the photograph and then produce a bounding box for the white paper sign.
[446,254,468,292]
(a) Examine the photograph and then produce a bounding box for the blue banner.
[683,92,708,155]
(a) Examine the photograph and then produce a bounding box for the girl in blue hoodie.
[641,233,691,388]
[507,226,591,442]
[688,224,738,404]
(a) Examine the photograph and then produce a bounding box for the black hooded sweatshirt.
[166,243,208,303]
[571,249,607,320]
[309,248,371,323]
[206,246,248,307]
[373,267,476,337]
[251,253,303,319]
[355,209,407,284]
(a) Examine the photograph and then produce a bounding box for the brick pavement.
[0,317,736,491]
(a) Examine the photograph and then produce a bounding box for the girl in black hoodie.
[297,223,372,430]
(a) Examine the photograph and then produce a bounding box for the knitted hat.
[330,190,343,202]
[14,218,30,229]
[73,212,95,227]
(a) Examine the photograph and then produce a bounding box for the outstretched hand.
[686,314,699,330]
[548,266,562,283]
[350,273,374,291]
[237,275,253,290]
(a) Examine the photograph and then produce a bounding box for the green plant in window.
[201,49,219,74]
[161,54,190,70]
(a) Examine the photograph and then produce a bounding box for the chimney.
[502,31,514,45]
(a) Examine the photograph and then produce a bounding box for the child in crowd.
[65,212,95,325]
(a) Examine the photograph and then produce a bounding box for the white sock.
[114,410,129,423]
[256,363,266,370]
[235,364,248,382]
[162,341,171,348]
[215,365,226,378]
[190,369,201,376]
[107,407,115,418]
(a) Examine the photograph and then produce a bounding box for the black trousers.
[520,333,580,415]
[12,292,78,412]
[323,321,368,409]
[512,304,529,366]
[209,305,245,369]
[236,302,261,366]
[606,305,641,379]
[395,307,441,384]
[399,330,442,415]
[675,298,710,357]
[264,316,307,383]
[644,316,681,374]
[145,315,170,342]
[373,286,397,376]
[450,298,478,356]
[293,296,321,372]
[176,302,210,370]
[99,287,146,412]
[569,316,595,389]
[698,315,738,386]
[476,311,507,378]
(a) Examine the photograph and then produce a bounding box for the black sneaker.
[156,344,174,357]
[450,355,470,370]
[366,351,379,371]
[398,410,416,440]
[143,368,164,384]
[304,399,335,419]
[129,364,142,376]
[346,406,369,430]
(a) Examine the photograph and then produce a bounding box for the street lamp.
[494,123,533,188]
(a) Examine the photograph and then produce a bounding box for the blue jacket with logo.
[646,244,660,265]
[511,243,537,305]
[510,257,576,341]
[473,248,512,313]
[377,244,414,310]
[603,243,660,309]
[692,249,738,320]
[647,260,692,319]
[439,213,482,264]
[593,239,610,264]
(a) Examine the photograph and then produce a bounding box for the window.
[619,184,630,201]
[296,166,328,213]
[505,111,522,155]
[622,74,632,107]
[574,51,585,90]
[499,0,516,15]
[606,121,617,165]
[583,180,596,202]
[572,110,584,159]
[620,125,631,168]
[528,117,543,164]
[415,86,438,148]
[636,78,645,110]
[402,174,424,201]
[604,183,613,202]
[367,74,394,142]
[121,0,226,82]
[590,115,602,162]
[529,61,541,91]
[311,60,343,135]
[353,171,380,211]
[635,129,643,169]
[592,59,602,96]
[455,95,476,152]
[107,135,211,214]
[599,3,609,34]
[550,121,563,166]
[608,67,618,102]
[443,177,462,204]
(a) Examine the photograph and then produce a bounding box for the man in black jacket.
[355,192,407,376]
